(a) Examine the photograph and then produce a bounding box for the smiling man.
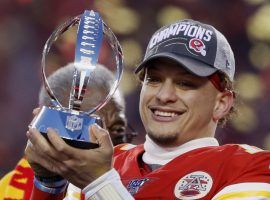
[138,59,226,147]
[26,19,270,200]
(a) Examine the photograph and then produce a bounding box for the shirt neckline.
[142,135,219,165]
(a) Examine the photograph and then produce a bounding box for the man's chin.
[147,131,178,146]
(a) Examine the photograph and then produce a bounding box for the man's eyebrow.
[177,71,195,77]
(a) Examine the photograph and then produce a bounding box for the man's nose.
[156,81,177,103]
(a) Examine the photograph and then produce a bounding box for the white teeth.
[154,110,178,117]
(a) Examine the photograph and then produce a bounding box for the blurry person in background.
[0,63,135,200]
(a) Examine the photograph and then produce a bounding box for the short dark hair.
[215,71,238,126]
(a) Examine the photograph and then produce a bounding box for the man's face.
[139,58,222,147]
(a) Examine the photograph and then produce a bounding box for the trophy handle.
[41,15,80,110]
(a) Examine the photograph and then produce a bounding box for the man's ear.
[213,91,234,122]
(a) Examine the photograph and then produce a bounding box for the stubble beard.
[147,130,179,146]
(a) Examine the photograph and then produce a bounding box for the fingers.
[30,162,58,178]
[25,138,64,176]
[90,124,113,154]
[27,128,50,155]
[29,107,41,128]
[33,154,66,176]
[89,126,98,144]
[25,125,114,187]
[46,128,75,159]
[32,107,41,116]
[27,128,68,161]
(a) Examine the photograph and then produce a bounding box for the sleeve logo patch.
[127,178,149,195]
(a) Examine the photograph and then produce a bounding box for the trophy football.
[30,10,123,149]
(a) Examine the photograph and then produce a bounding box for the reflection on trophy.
[30,10,123,149]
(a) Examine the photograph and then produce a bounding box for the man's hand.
[25,140,60,178]
[25,124,113,188]
[26,107,59,178]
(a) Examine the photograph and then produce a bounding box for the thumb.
[89,124,98,144]
[89,124,113,150]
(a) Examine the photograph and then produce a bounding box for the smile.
[154,110,179,117]
[150,107,184,122]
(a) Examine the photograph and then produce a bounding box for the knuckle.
[56,145,65,153]
[42,147,50,155]
[77,159,86,168]
[59,165,68,174]
[100,131,109,140]
[49,163,59,174]
[104,147,114,157]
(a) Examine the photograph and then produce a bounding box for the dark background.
[0,0,270,177]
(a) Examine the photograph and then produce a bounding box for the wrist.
[34,176,68,194]
[35,175,66,187]
[82,168,134,200]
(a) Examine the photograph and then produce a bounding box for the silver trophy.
[31,10,123,149]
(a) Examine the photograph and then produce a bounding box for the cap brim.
[135,52,217,77]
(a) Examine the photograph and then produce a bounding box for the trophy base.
[40,132,99,149]
[30,106,102,149]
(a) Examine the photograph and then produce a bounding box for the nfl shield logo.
[66,115,83,131]
[127,178,149,195]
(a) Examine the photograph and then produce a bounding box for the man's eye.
[145,76,161,84]
[176,80,196,89]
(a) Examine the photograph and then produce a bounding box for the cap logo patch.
[189,38,206,56]
[174,171,213,199]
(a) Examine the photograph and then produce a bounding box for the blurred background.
[0,0,270,177]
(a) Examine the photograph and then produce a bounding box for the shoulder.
[113,143,144,167]
[214,144,270,167]
[209,143,269,157]
[211,144,270,199]
[113,144,145,175]
[189,144,270,178]
[224,143,266,153]
[187,143,269,163]
[218,143,269,158]
[113,143,138,156]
